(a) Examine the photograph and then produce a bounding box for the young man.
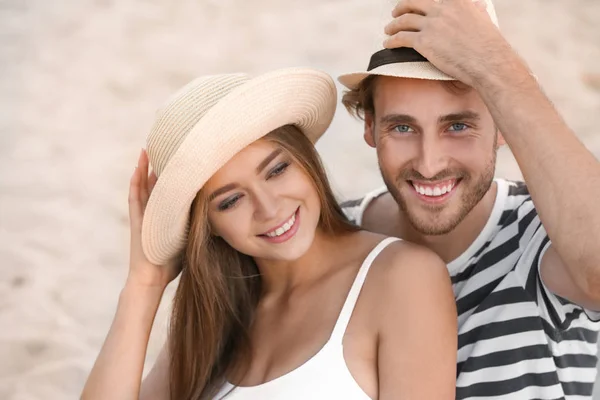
[338,0,600,398]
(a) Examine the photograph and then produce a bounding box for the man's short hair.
[341,76,472,121]
[341,76,378,121]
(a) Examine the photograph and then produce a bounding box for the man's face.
[365,77,501,235]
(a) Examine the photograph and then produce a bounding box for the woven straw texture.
[141,67,337,265]
[338,0,500,89]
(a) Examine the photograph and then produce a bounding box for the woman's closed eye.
[267,161,290,179]
[215,161,290,211]
[218,193,243,211]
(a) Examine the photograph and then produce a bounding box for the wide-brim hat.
[338,0,499,90]
[142,67,337,265]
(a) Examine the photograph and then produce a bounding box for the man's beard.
[381,155,496,236]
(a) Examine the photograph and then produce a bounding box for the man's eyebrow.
[438,111,480,124]
[207,183,238,203]
[256,149,282,174]
[379,114,419,126]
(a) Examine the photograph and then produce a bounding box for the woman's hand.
[127,149,181,290]
[81,150,178,400]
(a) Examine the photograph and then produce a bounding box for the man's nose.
[414,135,449,179]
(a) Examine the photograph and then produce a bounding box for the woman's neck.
[253,229,351,295]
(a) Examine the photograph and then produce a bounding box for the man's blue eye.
[448,123,468,132]
[394,125,413,133]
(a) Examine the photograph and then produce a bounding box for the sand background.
[1,0,599,398]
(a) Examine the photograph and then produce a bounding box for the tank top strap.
[329,237,401,344]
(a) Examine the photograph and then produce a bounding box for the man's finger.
[383,31,419,50]
[384,13,426,36]
[391,0,433,18]
[473,0,487,12]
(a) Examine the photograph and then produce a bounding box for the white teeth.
[413,182,456,197]
[265,212,296,238]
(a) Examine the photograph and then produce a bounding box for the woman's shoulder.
[351,231,447,275]
[357,234,451,303]
[362,237,456,332]
[339,230,449,289]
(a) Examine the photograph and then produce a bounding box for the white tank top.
[214,237,400,400]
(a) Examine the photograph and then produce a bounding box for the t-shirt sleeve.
[339,186,390,227]
[339,198,363,225]
[524,223,600,328]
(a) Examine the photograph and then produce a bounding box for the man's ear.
[497,130,506,148]
[364,113,376,148]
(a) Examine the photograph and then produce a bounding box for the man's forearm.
[473,54,600,295]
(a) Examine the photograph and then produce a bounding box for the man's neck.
[364,182,498,264]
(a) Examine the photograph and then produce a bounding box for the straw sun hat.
[141,67,337,265]
[338,0,499,90]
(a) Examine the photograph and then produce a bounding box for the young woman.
[81,68,457,400]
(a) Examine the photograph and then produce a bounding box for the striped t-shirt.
[342,179,600,399]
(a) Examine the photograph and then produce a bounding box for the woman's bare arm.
[81,150,179,400]
[81,284,165,400]
[139,343,171,400]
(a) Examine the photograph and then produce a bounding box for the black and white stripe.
[342,179,599,399]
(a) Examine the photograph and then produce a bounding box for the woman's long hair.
[168,124,358,399]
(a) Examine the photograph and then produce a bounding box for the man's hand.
[383,0,519,87]
[385,0,600,313]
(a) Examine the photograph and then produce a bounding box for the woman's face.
[203,139,321,262]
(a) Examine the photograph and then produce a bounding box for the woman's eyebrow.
[207,183,239,203]
[207,148,283,202]
[255,149,283,174]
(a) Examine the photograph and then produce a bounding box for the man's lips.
[408,178,461,204]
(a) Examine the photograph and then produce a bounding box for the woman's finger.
[384,13,427,36]
[128,166,143,232]
[139,149,149,207]
[148,170,158,196]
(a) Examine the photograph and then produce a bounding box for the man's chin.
[405,207,465,236]
[410,221,460,236]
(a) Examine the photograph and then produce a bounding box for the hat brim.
[142,68,337,265]
[338,61,455,91]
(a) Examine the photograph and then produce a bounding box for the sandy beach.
[1,0,599,398]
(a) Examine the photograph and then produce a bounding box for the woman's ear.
[209,225,220,238]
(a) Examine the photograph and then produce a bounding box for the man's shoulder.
[504,179,530,198]
[340,186,389,226]
[496,179,538,227]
